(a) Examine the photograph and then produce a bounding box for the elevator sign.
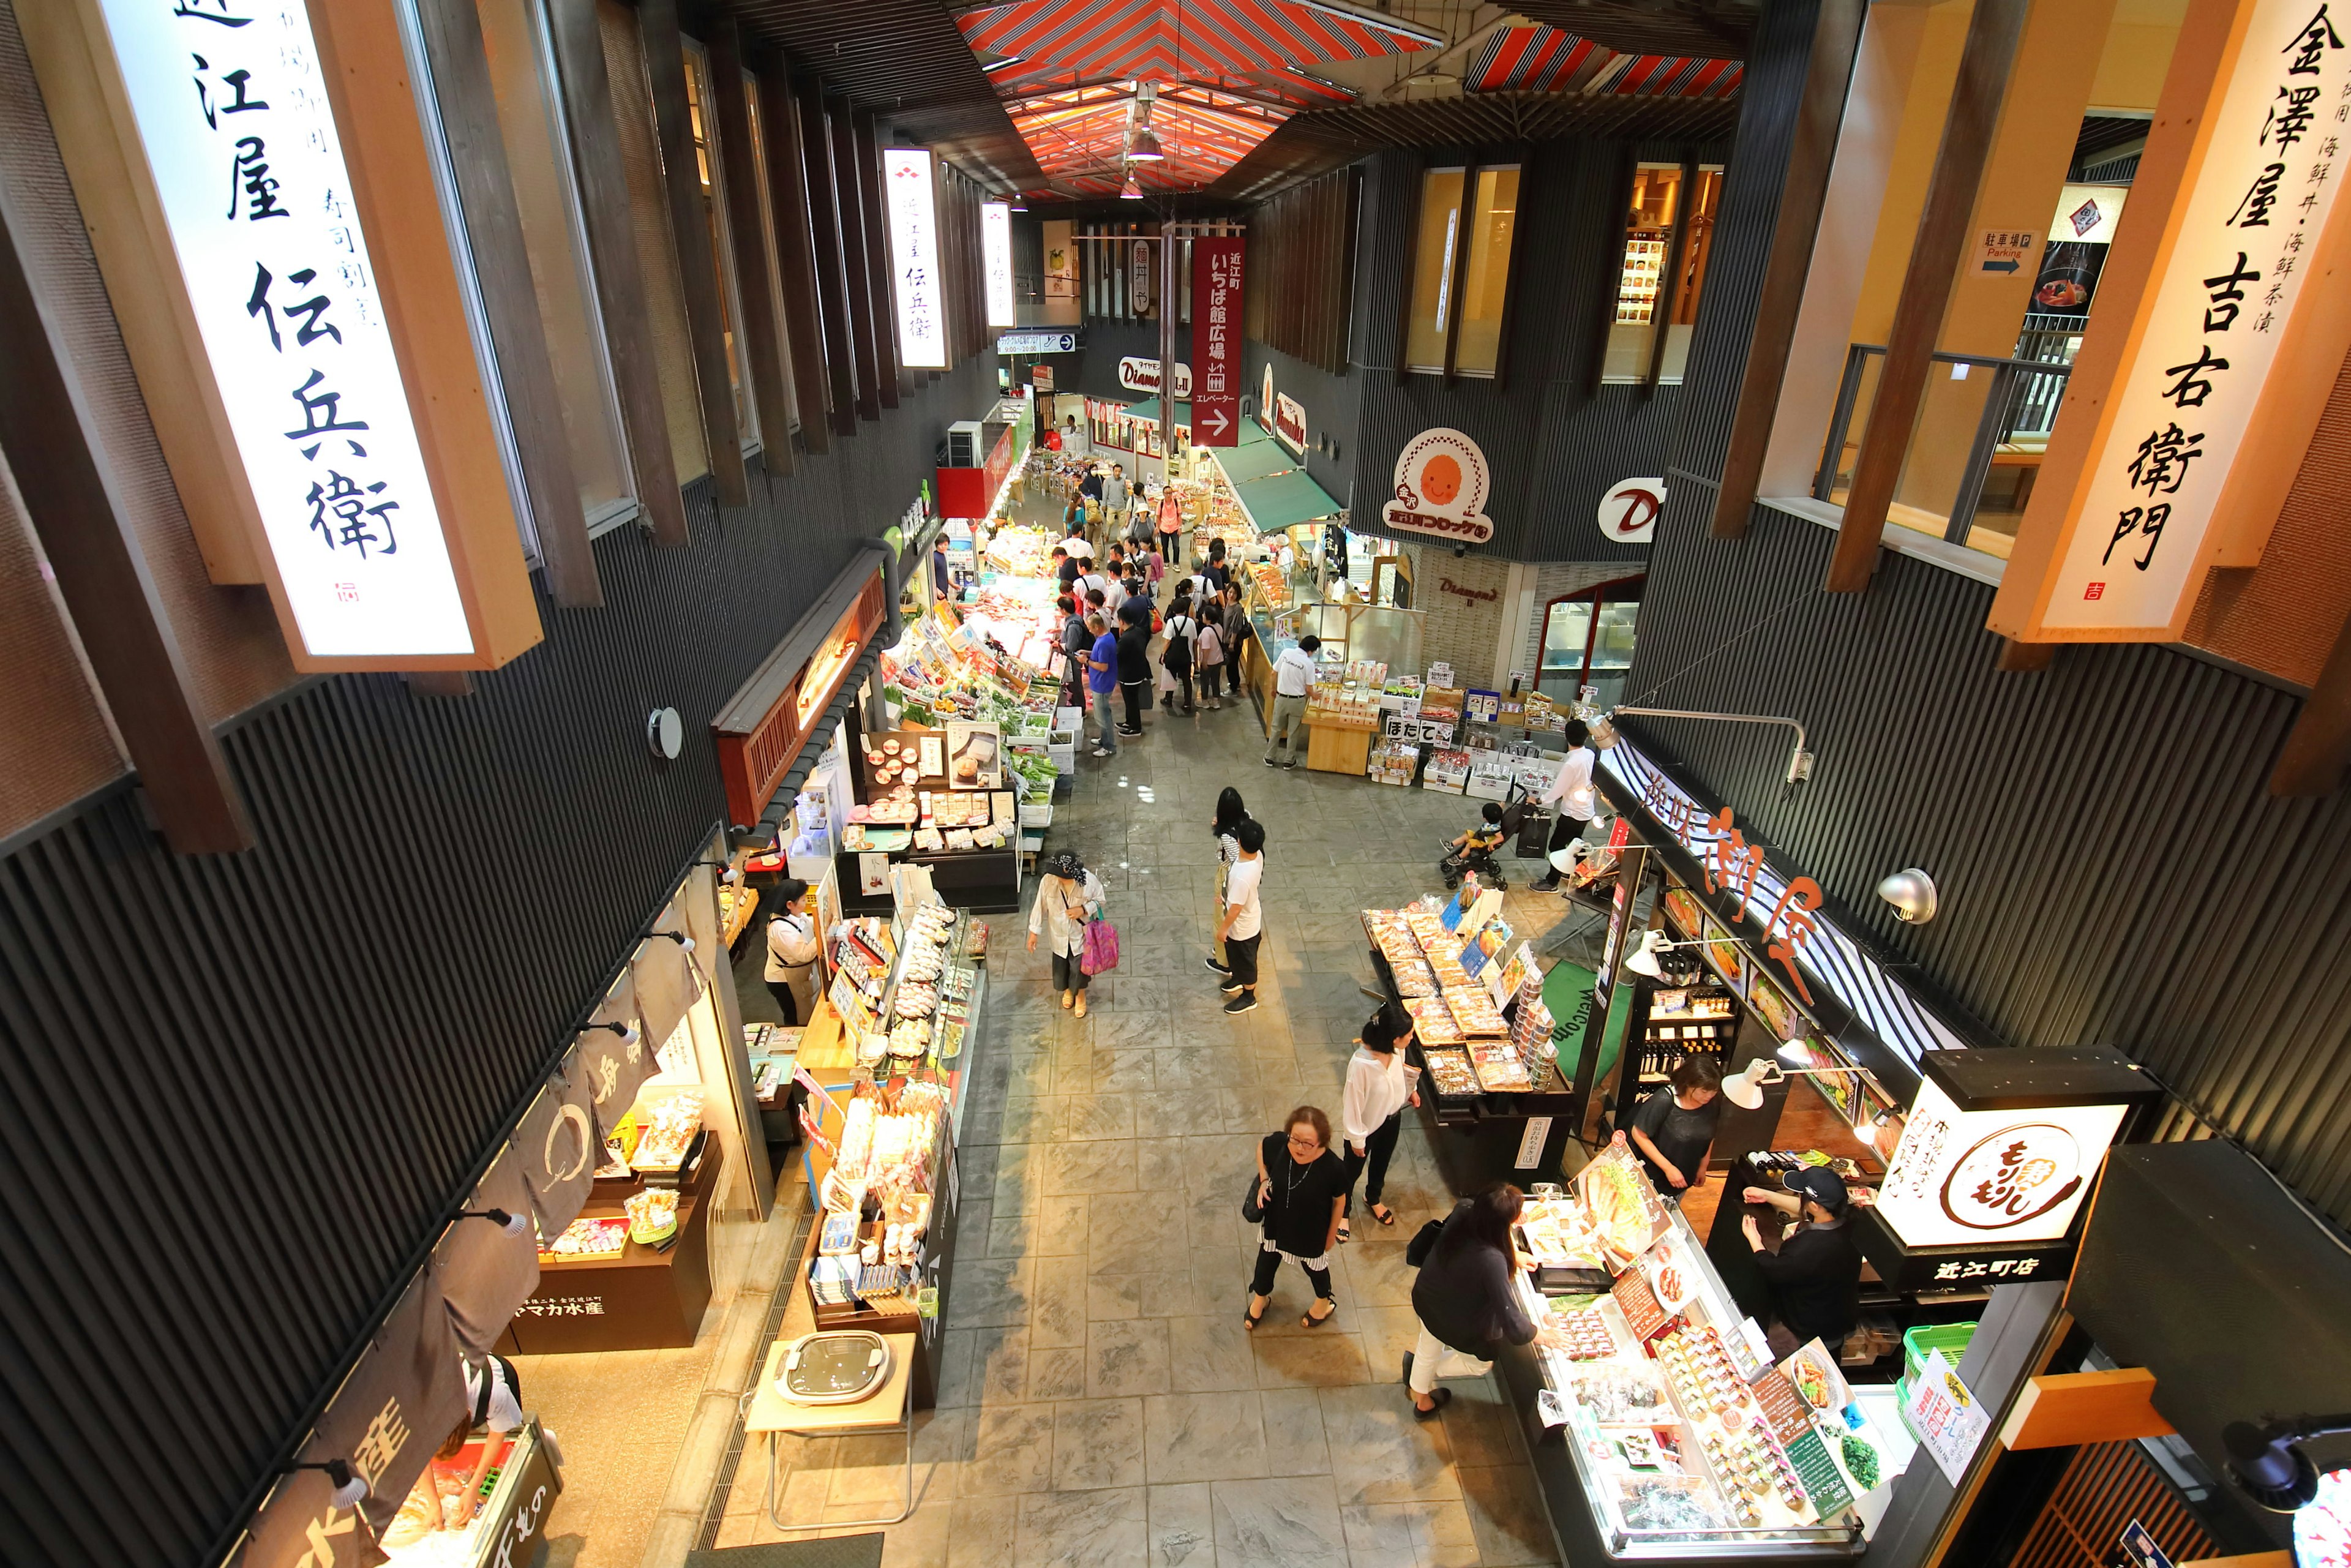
[1191,237,1245,445]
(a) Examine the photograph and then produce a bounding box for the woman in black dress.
[1246,1106,1349,1330]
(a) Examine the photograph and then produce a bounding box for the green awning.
[1120,397,1190,425]
[1209,440,1303,484]
[1232,468,1342,533]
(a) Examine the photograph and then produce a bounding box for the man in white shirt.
[1264,634,1321,768]
[1214,820,1267,1014]
[1531,718,1599,891]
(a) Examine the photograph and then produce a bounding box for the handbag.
[1080,913,1121,976]
[1405,1218,1445,1268]
[1240,1171,1266,1223]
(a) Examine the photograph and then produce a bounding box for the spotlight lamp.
[462,1207,531,1239]
[647,930,696,955]
[1877,868,1938,923]
[1622,928,1711,980]
[1720,1054,1875,1116]
[292,1460,370,1507]
[579,1019,641,1046]
[2225,1414,2351,1511]
[690,857,744,886]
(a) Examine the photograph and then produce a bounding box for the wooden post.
[2270,607,2351,796]
[1997,1368,2175,1449]
[757,70,830,453]
[706,21,792,476]
[546,0,688,547]
[852,110,902,410]
[0,192,253,853]
[1710,0,1867,536]
[413,0,599,606]
[793,78,858,440]
[1824,0,2030,591]
[638,0,748,505]
[829,97,883,422]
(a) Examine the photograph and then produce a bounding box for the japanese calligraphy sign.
[1190,236,1245,445]
[883,149,947,367]
[1875,1079,2124,1248]
[53,0,538,667]
[982,201,1016,328]
[298,1269,467,1542]
[1993,0,2351,641]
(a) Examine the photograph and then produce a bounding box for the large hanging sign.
[883,149,947,368]
[1599,478,1667,544]
[1130,238,1154,314]
[1991,0,2350,642]
[1873,1079,2126,1249]
[1117,357,1191,398]
[1191,236,1245,446]
[1273,393,1308,454]
[981,201,1016,328]
[51,0,542,669]
[1383,428,1495,544]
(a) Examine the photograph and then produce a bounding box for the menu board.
[1783,1428,1855,1521]
[1611,1268,1670,1342]
[1751,1370,1813,1445]
[1906,1349,1992,1484]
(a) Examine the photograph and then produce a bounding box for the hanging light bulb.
[1129,127,1164,162]
[1120,171,1143,200]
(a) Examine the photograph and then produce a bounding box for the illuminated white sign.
[882,148,947,368]
[1875,1079,2125,1249]
[97,0,472,656]
[2006,0,2348,639]
[1117,357,1191,398]
[1384,428,1494,544]
[1599,478,1667,544]
[982,201,1016,328]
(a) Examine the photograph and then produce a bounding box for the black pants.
[1535,814,1589,881]
[765,978,801,1027]
[1251,1245,1333,1304]
[1121,680,1145,730]
[1166,664,1193,710]
[1341,1111,1404,1215]
[1051,950,1092,993]
[1226,931,1262,990]
[1197,663,1222,700]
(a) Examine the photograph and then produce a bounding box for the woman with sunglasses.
[1245,1106,1349,1331]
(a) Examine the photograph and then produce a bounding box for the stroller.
[1438,783,1534,891]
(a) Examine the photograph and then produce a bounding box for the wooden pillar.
[852,110,901,410]
[706,21,792,476]
[637,0,749,506]
[757,70,831,453]
[1711,0,1868,537]
[830,97,883,421]
[793,78,858,440]
[2271,609,2351,795]
[545,0,688,547]
[1824,0,2030,591]
[413,0,599,606]
[0,192,252,853]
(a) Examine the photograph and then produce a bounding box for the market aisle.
[703,648,1580,1567]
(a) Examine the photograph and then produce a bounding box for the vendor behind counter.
[1737,1166,1864,1359]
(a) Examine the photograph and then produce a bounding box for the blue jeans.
[1091,688,1118,751]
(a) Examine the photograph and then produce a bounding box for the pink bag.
[1081,914,1121,976]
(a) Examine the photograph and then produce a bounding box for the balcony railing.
[1813,343,2073,560]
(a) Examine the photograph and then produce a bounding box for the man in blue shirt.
[1086,612,1120,756]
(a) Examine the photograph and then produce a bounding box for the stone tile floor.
[699,600,1587,1566]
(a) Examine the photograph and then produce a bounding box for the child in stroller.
[1439,801,1510,890]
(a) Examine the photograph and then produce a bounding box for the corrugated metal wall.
[0,347,995,1567]
[1620,501,2351,1225]
[1242,337,1364,509]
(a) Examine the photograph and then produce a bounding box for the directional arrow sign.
[1981,259,2020,273]
[1199,408,1231,437]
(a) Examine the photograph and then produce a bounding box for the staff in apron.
[763,878,820,1026]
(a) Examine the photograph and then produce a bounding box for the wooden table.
[743,1330,920,1529]
[1304,715,1376,775]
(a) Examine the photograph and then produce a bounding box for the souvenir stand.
[781,865,992,1412]
[1362,891,1585,1190]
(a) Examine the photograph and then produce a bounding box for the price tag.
[1536,1389,1572,1428]
[917,1286,940,1319]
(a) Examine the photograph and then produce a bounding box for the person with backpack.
[1162,590,1200,715]
[1057,592,1089,706]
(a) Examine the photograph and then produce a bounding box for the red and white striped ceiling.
[1465,25,1742,99]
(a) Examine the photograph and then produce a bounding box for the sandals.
[1060,991,1075,1010]
[1335,1221,1352,1245]
[1412,1387,1453,1420]
[1073,994,1089,1019]
[1370,1204,1398,1227]
[1243,1302,1267,1332]
[1301,1302,1337,1329]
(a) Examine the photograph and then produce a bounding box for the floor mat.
[684,1536,883,1568]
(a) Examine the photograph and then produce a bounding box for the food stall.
[1363,900,1586,1190]
[375,1419,563,1567]
[1493,1139,1888,1563]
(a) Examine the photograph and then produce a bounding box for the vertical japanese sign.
[1191,236,1245,446]
[1995,1,2349,641]
[982,201,1016,328]
[94,0,473,657]
[883,149,947,368]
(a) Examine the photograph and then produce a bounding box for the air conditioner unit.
[943,420,984,468]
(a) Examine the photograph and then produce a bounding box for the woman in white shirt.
[1531,718,1599,891]
[1338,1009,1418,1241]
[1027,851,1107,1017]
[763,878,821,1025]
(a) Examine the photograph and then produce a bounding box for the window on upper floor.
[1604,162,1723,385]
[1404,163,1521,378]
[474,0,637,532]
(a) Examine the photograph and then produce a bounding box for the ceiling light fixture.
[1621,929,1709,980]
[1120,173,1144,200]
[1720,1057,1875,1119]
[1128,127,1164,162]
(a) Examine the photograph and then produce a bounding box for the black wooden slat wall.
[0,353,994,1568]
[1619,501,2351,1226]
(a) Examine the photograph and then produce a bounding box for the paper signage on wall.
[1385,429,1496,544]
[1905,1349,1991,1484]
[882,149,947,368]
[1130,239,1153,313]
[2120,1521,2178,1568]
[1117,358,1193,399]
[1384,713,1455,745]
[982,201,1016,328]
[1515,1117,1553,1169]
[1032,364,1054,392]
[1191,237,1245,446]
[1599,478,1668,544]
[95,0,474,658]
[1273,392,1308,454]
[998,330,1079,354]
[1975,228,2038,275]
[1993,0,2350,641]
[1873,1078,2124,1249]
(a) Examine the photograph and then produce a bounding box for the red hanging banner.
[1190,238,1245,446]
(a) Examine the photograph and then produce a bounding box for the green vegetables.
[1840,1432,1881,1491]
